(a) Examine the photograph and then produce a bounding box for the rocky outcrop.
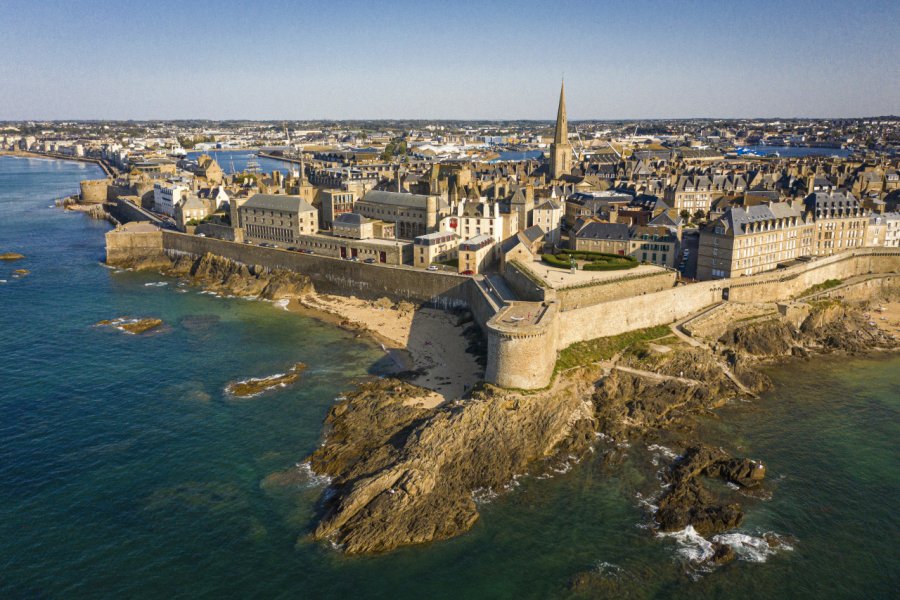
[0,252,25,261]
[655,444,765,536]
[117,251,314,302]
[721,301,896,358]
[96,317,164,335]
[305,372,598,554]
[225,363,306,397]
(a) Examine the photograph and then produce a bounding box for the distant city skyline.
[1,0,898,120]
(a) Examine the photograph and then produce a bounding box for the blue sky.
[1,0,897,119]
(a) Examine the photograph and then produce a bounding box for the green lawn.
[555,324,672,373]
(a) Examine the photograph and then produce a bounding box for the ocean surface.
[186,150,292,175]
[739,145,852,158]
[1,156,897,598]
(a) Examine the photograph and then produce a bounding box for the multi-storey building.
[152,181,189,216]
[458,234,498,274]
[696,202,812,279]
[319,189,358,230]
[239,194,318,246]
[413,231,459,268]
[803,191,868,256]
[533,199,563,245]
[354,190,448,240]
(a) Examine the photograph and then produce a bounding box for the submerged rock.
[0,252,25,261]
[95,317,163,335]
[12,268,30,277]
[225,362,306,397]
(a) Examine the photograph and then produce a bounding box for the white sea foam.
[647,444,681,464]
[594,561,624,578]
[471,486,499,504]
[0,280,6,284]
[660,525,795,575]
[659,525,715,563]
[635,491,660,513]
[294,461,332,488]
[712,531,794,563]
[144,281,168,287]
[273,298,290,311]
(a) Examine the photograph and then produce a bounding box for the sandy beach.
[289,293,483,407]
[867,300,900,340]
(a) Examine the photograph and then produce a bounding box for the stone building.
[532,199,563,245]
[354,190,448,240]
[549,81,573,180]
[318,189,357,230]
[331,213,394,240]
[153,181,189,216]
[696,202,811,280]
[803,191,868,256]
[458,234,498,274]
[239,193,318,246]
[413,231,459,268]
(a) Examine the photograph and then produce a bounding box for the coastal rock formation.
[0,252,25,261]
[307,372,597,554]
[654,444,765,536]
[12,269,30,277]
[96,317,164,335]
[112,251,314,302]
[225,363,307,397]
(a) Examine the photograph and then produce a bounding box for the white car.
[427,265,439,271]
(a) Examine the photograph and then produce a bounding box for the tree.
[679,210,691,221]
[693,209,707,222]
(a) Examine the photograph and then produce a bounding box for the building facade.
[239,193,318,246]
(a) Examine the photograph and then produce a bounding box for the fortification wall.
[105,197,159,225]
[105,229,164,265]
[485,302,559,389]
[556,270,677,311]
[802,275,900,304]
[726,250,900,303]
[557,281,723,348]
[80,179,110,204]
[504,261,548,302]
[160,231,475,308]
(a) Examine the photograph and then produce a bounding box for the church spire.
[554,79,568,145]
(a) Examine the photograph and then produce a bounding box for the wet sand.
[288,293,483,407]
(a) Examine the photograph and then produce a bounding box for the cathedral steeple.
[554,79,568,145]
[550,79,573,180]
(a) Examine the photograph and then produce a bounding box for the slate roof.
[575,221,630,241]
[243,193,315,213]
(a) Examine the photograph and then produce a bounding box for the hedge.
[542,251,638,271]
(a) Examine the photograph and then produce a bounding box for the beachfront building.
[440,199,513,245]
[354,190,448,240]
[696,202,812,280]
[413,231,459,268]
[292,233,411,265]
[153,181,189,216]
[458,234,498,274]
[239,193,318,246]
[803,191,868,256]
[865,213,900,248]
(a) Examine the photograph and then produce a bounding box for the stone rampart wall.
[106,229,164,265]
[485,302,559,390]
[161,231,477,309]
[504,261,548,302]
[556,270,677,311]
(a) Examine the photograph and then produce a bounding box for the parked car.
[287,247,298,251]
[461,270,475,276]
[363,258,376,264]
[427,265,439,271]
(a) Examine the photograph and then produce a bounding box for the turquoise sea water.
[1,156,897,598]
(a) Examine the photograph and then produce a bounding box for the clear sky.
[1,0,897,120]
